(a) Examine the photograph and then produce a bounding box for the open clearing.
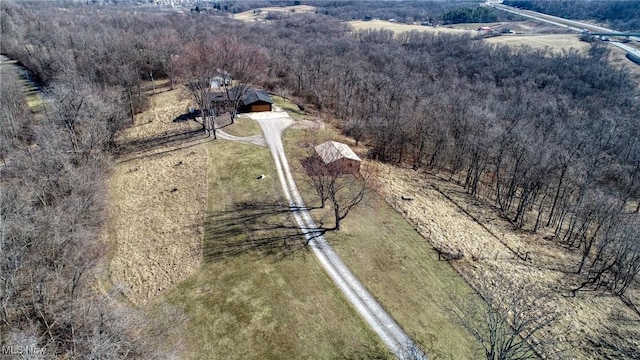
[106,85,638,358]
[349,20,473,35]
[108,83,209,305]
[369,163,640,359]
[282,124,482,359]
[165,138,386,359]
[451,20,566,35]
[107,86,385,358]
[486,34,589,53]
[233,5,315,22]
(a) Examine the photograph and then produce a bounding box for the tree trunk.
[427,138,444,169]
[533,191,547,233]
[547,165,567,227]
[333,202,341,231]
[128,87,135,124]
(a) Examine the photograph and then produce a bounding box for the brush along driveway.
[244,110,425,359]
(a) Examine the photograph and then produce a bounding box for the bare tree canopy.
[450,275,560,360]
[304,150,366,231]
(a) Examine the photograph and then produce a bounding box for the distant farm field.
[349,20,472,35]
[234,5,315,22]
[485,34,589,53]
[450,20,566,34]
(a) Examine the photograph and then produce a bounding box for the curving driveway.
[245,110,426,360]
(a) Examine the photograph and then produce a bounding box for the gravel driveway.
[248,110,426,360]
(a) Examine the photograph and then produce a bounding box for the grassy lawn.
[272,95,307,120]
[219,116,263,137]
[282,127,483,359]
[166,140,386,360]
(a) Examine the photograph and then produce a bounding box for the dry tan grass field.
[233,5,315,22]
[347,19,588,55]
[108,83,209,305]
[451,20,567,34]
[366,162,640,359]
[486,34,589,53]
[349,20,472,35]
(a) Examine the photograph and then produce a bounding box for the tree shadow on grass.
[117,128,204,159]
[173,110,200,123]
[203,200,325,262]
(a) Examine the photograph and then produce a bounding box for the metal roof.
[209,87,273,105]
[314,141,361,164]
[242,88,273,106]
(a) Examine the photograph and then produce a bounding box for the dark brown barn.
[209,87,273,113]
[314,141,361,174]
[239,89,273,112]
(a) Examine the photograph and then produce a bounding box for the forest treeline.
[312,0,476,23]
[442,6,499,24]
[0,1,179,357]
[1,0,639,357]
[309,0,520,24]
[503,0,640,31]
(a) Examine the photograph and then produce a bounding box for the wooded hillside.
[1,1,638,358]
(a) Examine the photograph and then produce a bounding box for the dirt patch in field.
[365,162,640,359]
[108,85,209,306]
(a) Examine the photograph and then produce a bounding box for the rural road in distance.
[487,1,640,47]
[248,110,426,360]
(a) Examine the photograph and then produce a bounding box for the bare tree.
[573,217,640,299]
[450,275,559,360]
[179,42,219,138]
[166,54,182,91]
[327,170,366,231]
[303,153,366,231]
[211,36,266,124]
[304,156,331,209]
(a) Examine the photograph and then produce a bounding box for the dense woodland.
[311,0,479,23]
[202,0,508,24]
[504,0,640,31]
[1,0,639,358]
[442,6,500,24]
